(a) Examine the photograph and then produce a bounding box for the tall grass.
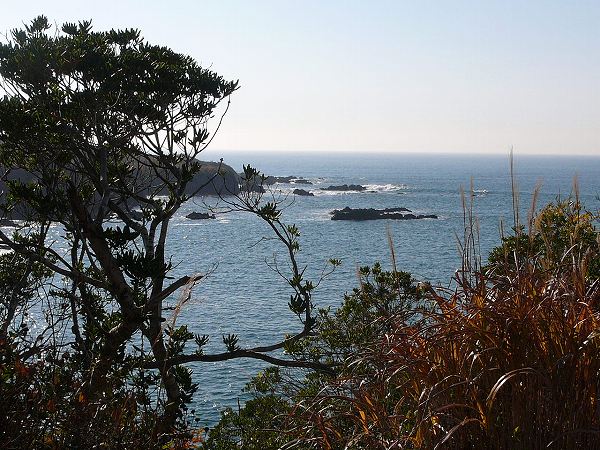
[285,195,600,449]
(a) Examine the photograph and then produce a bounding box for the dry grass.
[287,196,600,449]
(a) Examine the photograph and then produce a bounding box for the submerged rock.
[330,207,437,221]
[293,189,314,197]
[186,212,216,220]
[321,184,366,192]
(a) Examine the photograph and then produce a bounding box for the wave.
[311,190,357,196]
[270,177,325,185]
[270,183,410,196]
[363,183,409,193]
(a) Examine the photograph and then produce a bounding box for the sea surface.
[25,152,600,426]
[163,151,599,425]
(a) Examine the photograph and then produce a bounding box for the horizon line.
[204,148,600,157]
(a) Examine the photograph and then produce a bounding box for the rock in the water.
[185,161,240,196]
[186,212,216,220]
[330,207,437,221]
[292,178,313,185]
[137,159,241,197]
[260,175,312,186]
[264,175,296,185]
[321,184,366,192]
[293,189,314,197]
[239,177,266,193]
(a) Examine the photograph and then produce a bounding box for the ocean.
[160,151,600,425]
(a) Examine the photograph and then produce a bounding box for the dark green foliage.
[487,199,600,280]
[0,250,156,447]
[222,334,240,353]
[0,14,340,449]
[166,325,195,355]
[258,202,282,221]
[0,15,237,447]
[285,262,419,366]
[194,334,210,355]
[205,396,292,450]
[0,14,237,221]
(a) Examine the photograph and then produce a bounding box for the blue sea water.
[161,151,600,425]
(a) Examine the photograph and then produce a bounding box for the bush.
[207,199,600,449]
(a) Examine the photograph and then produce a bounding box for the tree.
[204,263,421,449]
[0,17,329,446]
[487,198,600,280]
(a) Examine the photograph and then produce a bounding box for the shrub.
[284,200,600,449]
[207,199,600,449]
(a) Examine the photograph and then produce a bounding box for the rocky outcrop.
[0,156,242,224]
[186,212,216,220]
[239,176,266,194]
[0,159,240,201]
[330,207,437,221]
[293,189,314,197]
[321,184,366,192]
[263,176,312,185]
[183,161,239,196]
[264,175,295,185]
[241,175,313,192]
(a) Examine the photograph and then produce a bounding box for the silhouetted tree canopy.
[0,16,327,447]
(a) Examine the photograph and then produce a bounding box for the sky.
[1,1,599,155]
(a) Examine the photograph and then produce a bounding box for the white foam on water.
[311,190,356,196]
[363,183,409,193]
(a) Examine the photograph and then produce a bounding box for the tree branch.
[145,348,334,375]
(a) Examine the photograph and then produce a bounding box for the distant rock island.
[186,212,216,220]
[330,207,438,221]
[262,176,312,185]
[264,175,295,184]
[321,184,366,192]
[293,189,314,197]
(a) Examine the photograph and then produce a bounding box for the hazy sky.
[1,1,599,155]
